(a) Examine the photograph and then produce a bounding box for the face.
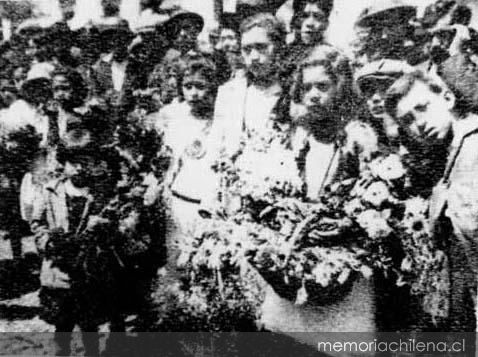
[395,81,454,145]
[52,75,73,106]
[25,39,38,58]
[113,42,129,62]
[162,74,178,105]
[302,65,337,113]
[361,78,395,118]
[13,67,27,90]
[241,26,276,79]
[300,3,328,46]
[0,86,16,108]
[65,155,110,188]
[218,28,240,54]
[182,72,209,110]
[175,19,199,51]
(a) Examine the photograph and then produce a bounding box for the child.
[260,45,379,335]
[30,119,121,356]
[291,45,379,200]
[153,55,218,269]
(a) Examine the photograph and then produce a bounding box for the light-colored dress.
[153,101,215,267]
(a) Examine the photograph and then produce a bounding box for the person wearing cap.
[355,59,414,147]
[354,0,418,63]
[155,5,204,68]
[90,18,136,114]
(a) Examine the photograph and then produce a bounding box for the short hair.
[52,67,88,108]
[291,0,334,30]
[291,45,355,118]
[385,71,444,118]
[240,13,286,52]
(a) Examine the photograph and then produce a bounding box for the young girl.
[260,45,379,336]
[291,45,379,201]
[153,55,218,269]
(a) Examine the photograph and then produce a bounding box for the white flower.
[356,209,393,239]
[344,198,364,217]
[370,154,406,181]
[404,197,429,218]
[362,181,391,208]
[360,265,373,279]
[295,283,309,305]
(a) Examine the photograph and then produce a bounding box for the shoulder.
[160,101,186,119]
[154,102,187,132]
[2,100,37,130]
[217,72,247,95]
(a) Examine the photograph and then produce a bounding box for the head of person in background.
[45,22,79,68]
[148,57,185,107]
[13,65,28,92]
[0,79,18,109]
[356,59,414,143]
[425,5,474,65]
[20,64,54,109]
[164,8,204,55]
[355,2,417,62]
[214,13,244,82]
[291,0,333,47]
[291,45,355,138]
[209,27,221,50]
[52,67,88,112]
[58,0,76,21]
[178,55,218,118]
[217,14,241,55]
[57,121,120,191]
[102,0,120,17]
[140,0,162,12]
[240,13,286,86]
[99,19,135,63]
[385,70,454,151]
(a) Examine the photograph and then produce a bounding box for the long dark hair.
[291,45,358,122]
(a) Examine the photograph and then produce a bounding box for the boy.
[386,70,478,331]
[31,118,121,355]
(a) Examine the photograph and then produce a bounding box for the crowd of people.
[2,0,478,355]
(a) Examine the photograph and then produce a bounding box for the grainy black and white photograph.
[0,0,477,355]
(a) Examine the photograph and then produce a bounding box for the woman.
[260,45,379,336]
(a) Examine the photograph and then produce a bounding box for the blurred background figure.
[213,10,244,83]
[354,0,419,64]
[355,59,413,148]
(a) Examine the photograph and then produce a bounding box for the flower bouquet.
[181,125,369,306]
[182,123,448,320]
[0,123,43,187]
[44,113,172,292]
